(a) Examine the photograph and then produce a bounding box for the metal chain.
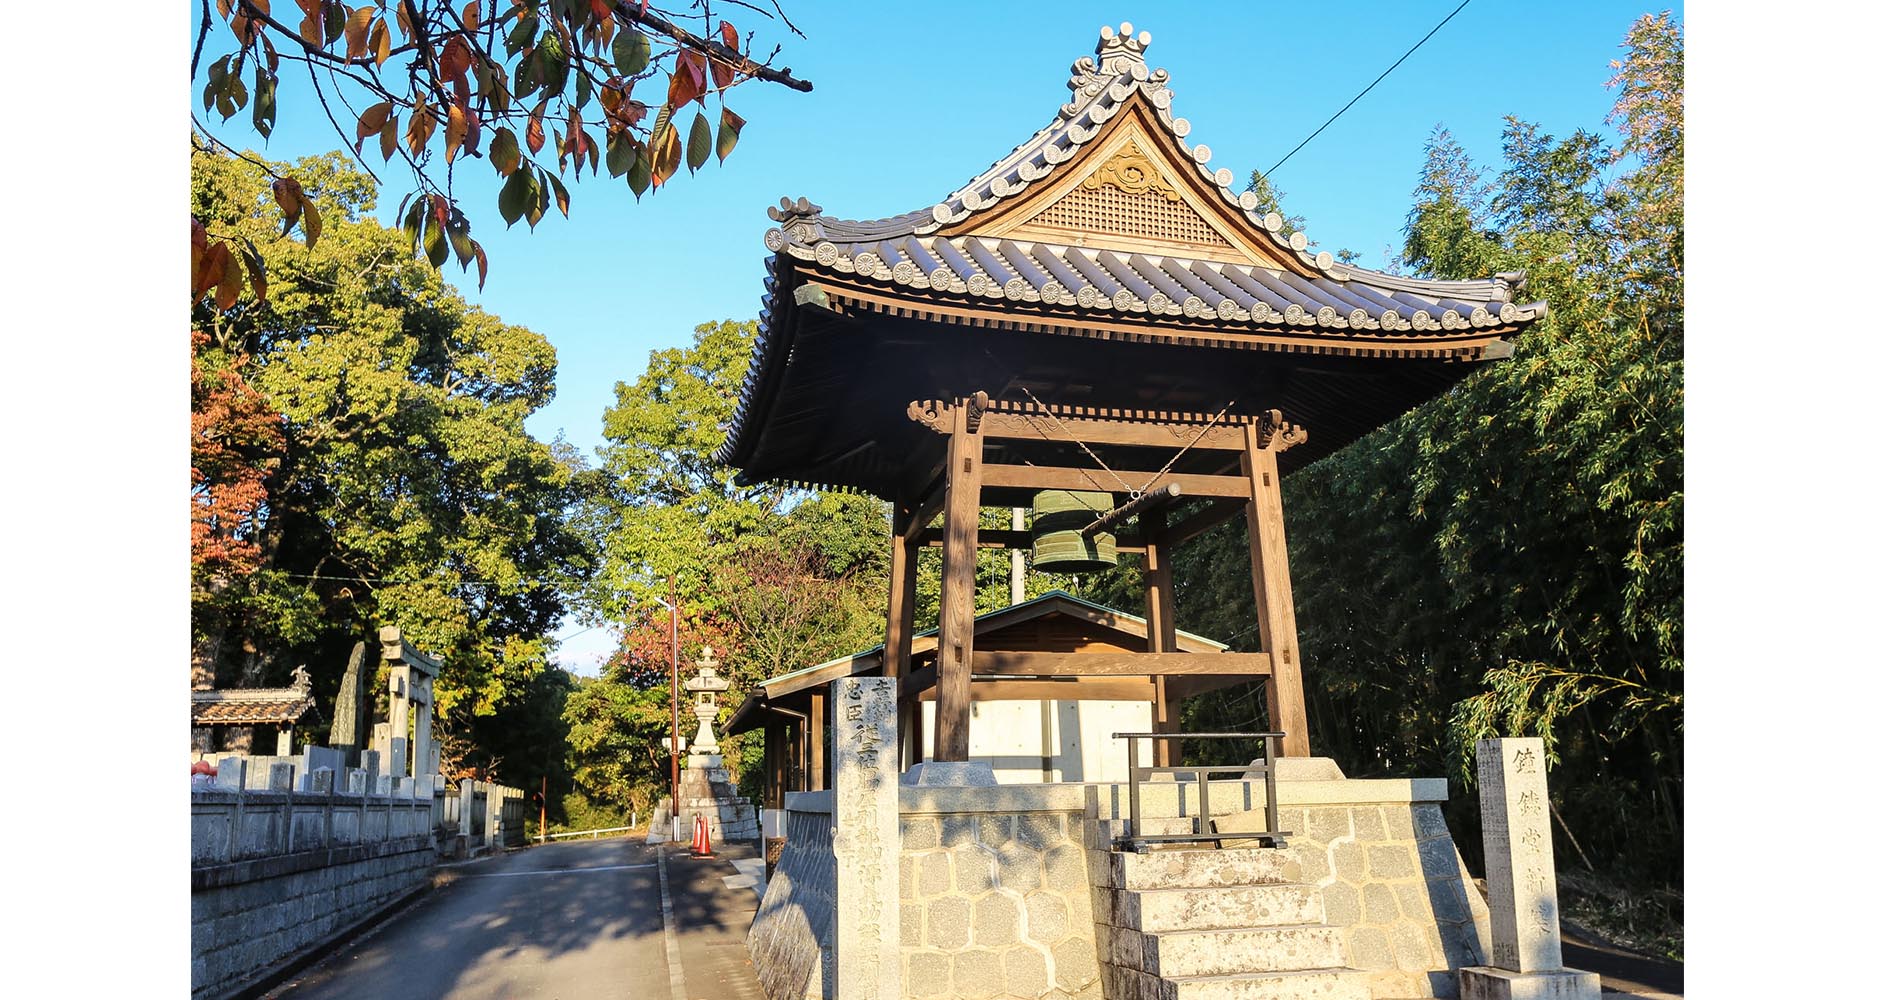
[1016,385,1140,495]
[1134,398,1237,497]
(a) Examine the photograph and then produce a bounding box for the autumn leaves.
[194,1,770,308]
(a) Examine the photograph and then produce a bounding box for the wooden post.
[885,507,920,678]
[1141,510,1181,767]
[886,505,920,765]
[934,393,986,762]
[1240,412,1311,757]
[764,720,785,809]
[808,688,828,791]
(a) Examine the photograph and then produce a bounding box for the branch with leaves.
[192,0,810,307]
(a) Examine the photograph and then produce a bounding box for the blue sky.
[193,2,1673,671]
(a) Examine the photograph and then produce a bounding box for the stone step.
[1116,925,1348,979]
[1089,816,1201,849]
[1140,967,1372,1000]
[1114,883,1322,932]
[1108,967,1370,1000]
[1098,845,1304,891]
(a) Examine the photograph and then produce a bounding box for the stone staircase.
[1090,817,1372,1000]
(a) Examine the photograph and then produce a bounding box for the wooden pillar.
[885,508,920,677]
[1141,510,1181,767]
[934,393,986,762]
[808,688,828,791]
[886,505,921,767]
[1240,412,1311,757]
[907,702,925,767]
[764,719,785,809]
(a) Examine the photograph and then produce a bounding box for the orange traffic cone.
[690,815,714,858]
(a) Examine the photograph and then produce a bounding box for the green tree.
[190,140,593,773]
[578,319,894,808]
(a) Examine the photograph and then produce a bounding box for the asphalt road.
[270,838,715,1000]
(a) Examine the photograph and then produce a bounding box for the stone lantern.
[684,646,730,758]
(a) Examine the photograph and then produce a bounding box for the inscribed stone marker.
[1476,737,1562,972]
[831,675,899,1000]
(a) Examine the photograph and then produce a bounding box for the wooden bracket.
[965,390,990,433]
[1257,409,1309,453]
[906,399,953,434]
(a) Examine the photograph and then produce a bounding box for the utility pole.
[669,576,681,825]
[539,774,547,843]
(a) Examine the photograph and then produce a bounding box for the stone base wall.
[191,776,437,1000]
[749,799,836,1000]
[747,771,1489,1000]
[1276,799,1490,1000]
[897,806,1103,1000]
[680,761,760,843]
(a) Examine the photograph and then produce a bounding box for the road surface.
[271,838,764,1000]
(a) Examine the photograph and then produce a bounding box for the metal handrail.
[1112,731,1288,852]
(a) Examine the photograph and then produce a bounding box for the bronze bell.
[1029,490,1118,573]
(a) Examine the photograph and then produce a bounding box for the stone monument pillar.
[1460,737,1602,1000]
[832,675,899,1000]
[674,648,759,844]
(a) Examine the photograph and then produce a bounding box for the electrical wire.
[1261,0,1476,179]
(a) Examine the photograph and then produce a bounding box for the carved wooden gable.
[953,113,1282,268]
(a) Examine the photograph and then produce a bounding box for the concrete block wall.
[190,762,437,1000]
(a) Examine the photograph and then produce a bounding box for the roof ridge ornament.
[766,196,825,249]
[1095,22,1151,73]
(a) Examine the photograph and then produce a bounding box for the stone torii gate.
[377,625,439,782]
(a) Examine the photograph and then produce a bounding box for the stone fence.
[190,757,437,1000]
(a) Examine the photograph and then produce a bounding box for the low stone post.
[831,675,899,1000]
[1460,737,1601,999]
[458,780,475,838]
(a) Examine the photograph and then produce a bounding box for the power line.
[280,571,572,588]
[1261,0,1475,179]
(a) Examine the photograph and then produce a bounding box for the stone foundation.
[679,756,760,843]
[897,795,1103,999]
[748,765,1489,1000]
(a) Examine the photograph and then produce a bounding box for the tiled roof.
[757,23,1543,337]
[190,665,316,726]
[768,233,1540,333]
[191,696,314,726]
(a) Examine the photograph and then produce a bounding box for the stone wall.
[190,761,437,1000]
[749,769,1490,1000]
[897,792,1103,1000]
[750,794,837,1000]
[1275,796,1490,999]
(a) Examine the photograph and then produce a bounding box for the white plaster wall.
[920,700,1155,783]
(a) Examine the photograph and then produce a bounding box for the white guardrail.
[536,822,640,843]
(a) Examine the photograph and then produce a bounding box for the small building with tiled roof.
[725,591,1248,805]
[190,665,317,756]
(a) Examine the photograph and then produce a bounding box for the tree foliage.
[190,141,594,776]
[191,0,809,304]
[572,319,892,810]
